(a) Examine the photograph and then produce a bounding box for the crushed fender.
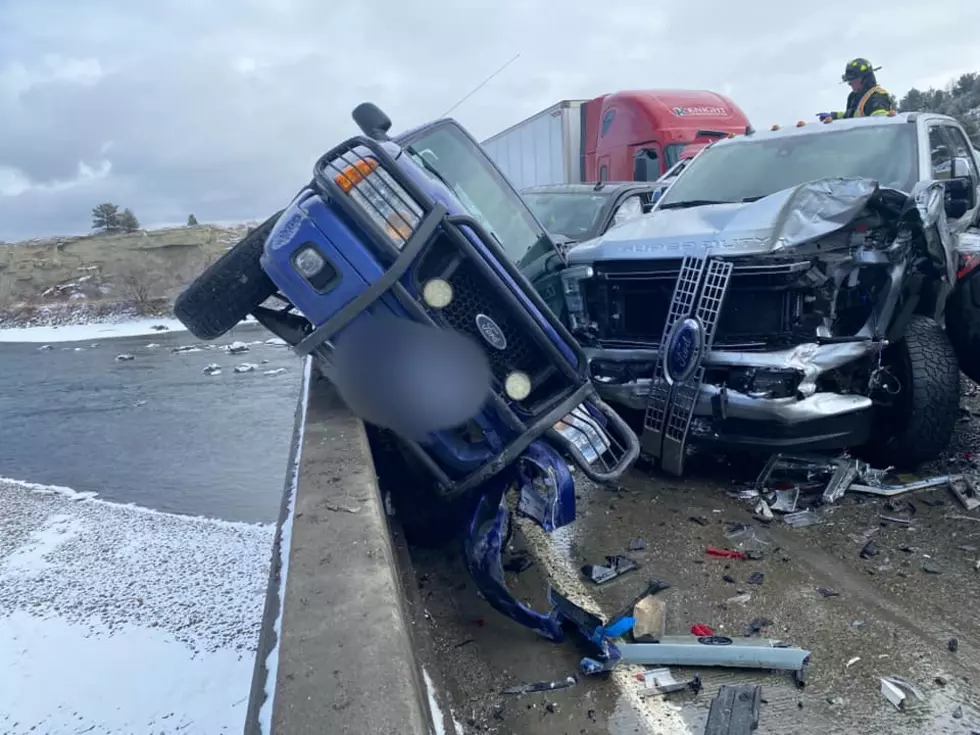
[463,440,574,641]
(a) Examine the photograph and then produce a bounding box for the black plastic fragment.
[582,555,638,585]
[704,684,762,734]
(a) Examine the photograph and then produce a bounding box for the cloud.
[0,0,977,240]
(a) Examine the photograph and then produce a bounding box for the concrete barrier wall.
[244,367,431,735]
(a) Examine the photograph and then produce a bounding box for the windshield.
[658,124,919,208]
[522,191,608,240]
[664,143,691,168]
[401,123,550,265]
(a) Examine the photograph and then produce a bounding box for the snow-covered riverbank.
[0,316,188,343]
[0,477,274,734]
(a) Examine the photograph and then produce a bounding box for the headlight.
[422,278,453,309]
[504,371,532,401]
[294,246,326,278]
[332,156,423,249]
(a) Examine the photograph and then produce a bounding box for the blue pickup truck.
[174,103,639,639]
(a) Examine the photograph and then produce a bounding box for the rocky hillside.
[0,222,256,326]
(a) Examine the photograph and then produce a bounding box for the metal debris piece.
[704,684,762,735]
[636,668,702,698]
[950,475,980,511]
[724,524,771,552]
[783,510,822,527]
[727,593,752,605]
[628,537,646,551]
[747,572,765,586]
[582,555,638,585]
[880,515,912,525]
[690,516,710,526]
[617,636,810,671]
[816,588,840,598]
[771,488,799,513]
[754,499,774,521]
[823,457,861,504]
[502,676,576,696]
[922,563,942,575]
[879,676,923,710]
[948,637,959,652]
[846,656,861,668]
[730,487,761,501]
[850,474,956,497]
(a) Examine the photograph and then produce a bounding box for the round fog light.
[504,371,532,401]
[422,278,453,309]
[294,247,325,278]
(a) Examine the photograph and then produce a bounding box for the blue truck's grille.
[414,237,564,411]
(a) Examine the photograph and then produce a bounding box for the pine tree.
[91,202,121,232]
[187,214,199,226]
[119,208,141,232]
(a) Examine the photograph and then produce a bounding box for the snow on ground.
[0,317,188,343]
[0,477,275,734]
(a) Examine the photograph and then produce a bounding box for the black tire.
[866,315,960,468]
[945,274,980,383]
[173,211,283,340]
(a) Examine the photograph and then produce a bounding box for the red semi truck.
[480,89,752,189]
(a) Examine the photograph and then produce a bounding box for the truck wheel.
[867,315,960,468]
[945,273,980,383]
[173,211,282,340]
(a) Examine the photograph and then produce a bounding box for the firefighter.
[817,59,895,121]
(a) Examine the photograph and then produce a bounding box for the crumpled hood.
[567,177,881,263]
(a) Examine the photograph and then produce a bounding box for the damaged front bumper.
[589,334,877,468]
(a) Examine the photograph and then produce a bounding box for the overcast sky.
[1,0,977,241]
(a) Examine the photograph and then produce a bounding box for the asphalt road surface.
[394,378,980,735]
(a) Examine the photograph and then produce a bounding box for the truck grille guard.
[642,255,733,475]
[291,135,638,499]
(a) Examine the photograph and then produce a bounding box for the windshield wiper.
[657,199,734,210]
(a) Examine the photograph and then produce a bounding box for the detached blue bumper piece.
[463,441,575,641]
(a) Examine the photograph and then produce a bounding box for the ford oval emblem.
[664,317,703,385]
[475,314,507,351]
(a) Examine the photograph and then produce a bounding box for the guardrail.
[243,363,431,734]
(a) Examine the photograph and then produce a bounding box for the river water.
[0,323,301,523]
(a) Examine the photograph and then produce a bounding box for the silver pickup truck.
[560,112,980,474]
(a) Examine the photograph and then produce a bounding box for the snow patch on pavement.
[0,477,275,734]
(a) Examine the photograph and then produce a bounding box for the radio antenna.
[439,52,521,119]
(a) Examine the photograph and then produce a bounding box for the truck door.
[632,144,662,181]
[596,155,611,183]
[937,123,980,383]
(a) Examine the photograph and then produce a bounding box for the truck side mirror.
[352,103,392,141]
[951,157,973,180]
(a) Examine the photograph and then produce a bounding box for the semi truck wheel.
[173,210,283,340]
[866,315,960,468]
